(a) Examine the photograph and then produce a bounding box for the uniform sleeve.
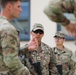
[68,59,75,75]
[0,26,30,75]
[68,51,76,75]
[20,44,29,53]
[49,48,59,75]
[43,0,74,26]
[20,44,30,57]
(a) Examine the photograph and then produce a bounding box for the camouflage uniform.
[44,0,76,26]
[44,1,76,74]
[52,31,75,75]
[52,47,75,75]
[71,51,76,75]
[20,42,59,75]
[0,16,30,75]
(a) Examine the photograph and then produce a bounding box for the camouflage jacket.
[20,42,59,75]
[44,0,76,26]
[0,16,30,75]
[52,47,75,75]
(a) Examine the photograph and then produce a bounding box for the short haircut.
[0,0,22,8]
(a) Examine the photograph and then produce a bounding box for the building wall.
[21,0,76,54]
[30,0,56,47]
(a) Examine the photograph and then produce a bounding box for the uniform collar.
[54,46,66,54]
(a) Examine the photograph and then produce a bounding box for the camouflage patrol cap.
[32,23,44,32]
[54,31,65,38]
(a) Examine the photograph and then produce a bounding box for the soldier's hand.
[64,22,76,37]
[28,31,38,51]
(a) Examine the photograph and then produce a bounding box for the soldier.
[52,31,75,75]
[44,0,76,36]
[0,0,31,75]
[20,23,59,75]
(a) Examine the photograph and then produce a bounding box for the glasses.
[32,30,44,34]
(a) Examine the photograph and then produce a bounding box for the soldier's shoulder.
[0,16,15,32]
[0,18,8,26]
[0,16,9,24]
[51,47,56,52]
[65,47,72,52]
[42,42,51,48]
[65,47,73,55]
[41,42,52,53]
[0,25,15,35]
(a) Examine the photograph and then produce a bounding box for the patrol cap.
[54,31,65,38]
[32,23,44,32]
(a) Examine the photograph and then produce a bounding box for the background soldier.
[52,31,75,75]
[43,1,76,74]
[20,23,59,75]
[0,0,31,75]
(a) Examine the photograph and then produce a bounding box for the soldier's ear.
[7,3,12,10]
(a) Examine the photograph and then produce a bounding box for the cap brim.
[33,28,44,31]
[54,35,65,38]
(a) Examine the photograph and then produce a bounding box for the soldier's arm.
[68,51,75,75]
[20,44,29,54]
[20,35,38,54]
[43,0,74,26]
[49,48,59,75]
[1,26,30,75]
[68,59,75,75]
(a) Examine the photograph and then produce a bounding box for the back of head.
[0,0,22,8]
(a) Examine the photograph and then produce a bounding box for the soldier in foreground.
[0,0,31,75]
[44,0,76,37]
[52,31,75,75]
[20,23,59,75]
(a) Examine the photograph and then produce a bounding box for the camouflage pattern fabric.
[0,16,30,75]
[20,42,59,75]
[71,51,76,75]
[44,0,75,26]
[52,47,75,75]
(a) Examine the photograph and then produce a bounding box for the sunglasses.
[32,30,44,34]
